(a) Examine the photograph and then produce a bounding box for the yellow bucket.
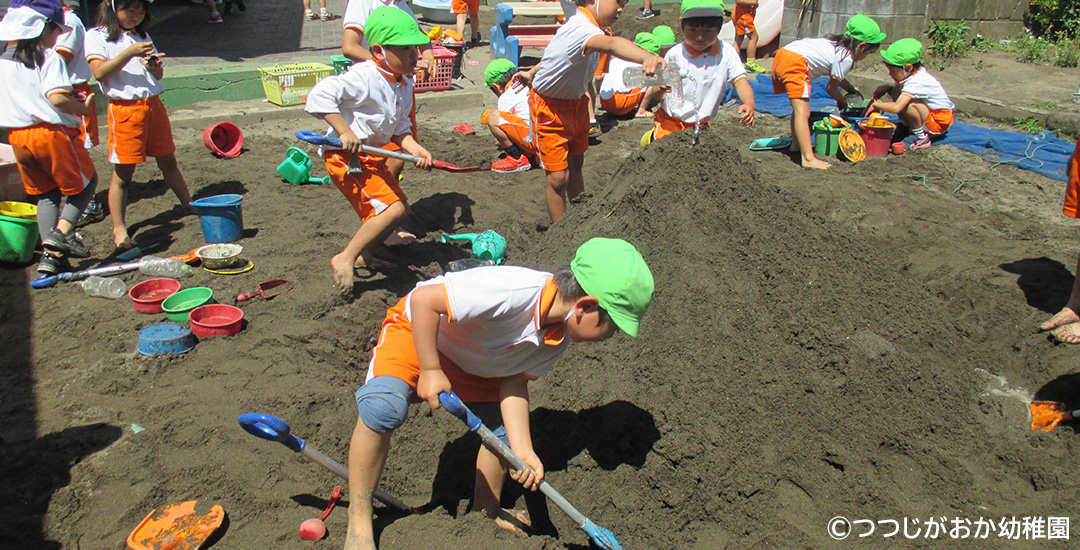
[0,201,36,220]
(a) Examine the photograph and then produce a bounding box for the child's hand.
[124,41,156,61]
[338,131,362,153]
[417,370,452,409]
[408,146,433,170]
[509,450,544,491]
[641,54,664,77]
[738,104,755,128]
[509,69,532,90]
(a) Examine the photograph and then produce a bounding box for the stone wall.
[780,0,1028,46]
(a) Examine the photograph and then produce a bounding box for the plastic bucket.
[0,201,36,220]
[202,122,244,158]
[812,120,842,157]
[191,194,244,243]
[0,212,39,264]
[137,323,196,356]
[858,121,896,157]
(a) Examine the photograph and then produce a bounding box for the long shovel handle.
[31,260,142,289]
[294,131,479,173]
[237,413,412,512]
[437,392,623,550]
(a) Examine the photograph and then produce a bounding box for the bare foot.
[1051,322,1080,344]
[490,508,531,536]
[182,204,198,215]
[113,231,136,249]
[1040,307,1080,332]
[342,532,377,550]
[634,111,652,118]
[331,253,355,294]
[383,230,417,246]
[802,157,832,170]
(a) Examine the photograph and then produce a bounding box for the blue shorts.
[355,375,508,445]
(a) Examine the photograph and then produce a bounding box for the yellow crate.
[258,62,334,107]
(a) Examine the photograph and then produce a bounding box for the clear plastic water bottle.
[446,258,496,272]
[138,256,192,278]
[622,60,690,109]
[82,276,127,298]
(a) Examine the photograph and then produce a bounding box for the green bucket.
[812,119,843,157]
[0,212,38,264]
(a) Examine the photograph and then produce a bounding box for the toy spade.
[440,230,507,263]
[295,131,480,173]
[1030,401,1079,431]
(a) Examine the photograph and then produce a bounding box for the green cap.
[364,6,430,47]
[484,58,517,87]
[634,32,660,55]
[680,0,724,19]
[570,238,654,337]
[845,14,886,44]
[652,25,676,46]
[881,37,923,65]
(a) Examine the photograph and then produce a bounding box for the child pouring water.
[865,38,954,151]
[771,14,885,170]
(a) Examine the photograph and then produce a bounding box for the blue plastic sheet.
[744,75,1076,182]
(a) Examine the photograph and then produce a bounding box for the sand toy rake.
[438,392,623,550]
[295,131,480,173]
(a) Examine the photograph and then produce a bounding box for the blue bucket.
[137,323,196,356]
[191,194,244,243]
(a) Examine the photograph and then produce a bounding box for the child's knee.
[355,376,412,433]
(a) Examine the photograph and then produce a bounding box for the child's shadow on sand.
[1000,257,1074,314]
[1034,373,1080,434]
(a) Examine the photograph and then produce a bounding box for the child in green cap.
[305,6,434,294]
[598,32,659,117]
[343,238,654,549]
[481,58,537,173]
[771,14,885,169]
[866,37,955,150]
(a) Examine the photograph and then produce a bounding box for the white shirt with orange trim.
[0,49,80,129]
[343,0,416,51]
[900,67,954,111]
[305,60,414,147]
[531,7,603,100]
[598,57,640,99]
[782,37,854,81]
[84,28,164,100]
[56,8,92,84]
[415,266,569,380]
[662,41,747,124]
[496,85,531,128]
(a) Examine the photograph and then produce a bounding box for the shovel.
[438,392,623,550]
[238,412,412,513]
[236,279,292,302]
[1030,401,1079,431]
[295,131,481,173]
[126,500,224,550]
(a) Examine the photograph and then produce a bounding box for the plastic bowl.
[195,243,243,270]
[188,304,244,337]
[0,201,37,220]
[161,287,214,323]
[137,323,196,356]
[129,278,181,314]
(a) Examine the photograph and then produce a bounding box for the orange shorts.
[529,90,590,172]
[107,96,176,164]
[923,108,953,135]
[1064,138,1080,218]
[733,5,756,35]
[496,112,538,157]
[451,0,479,14]
[370,293,503,402]
[600,88,645,116]
[772,48,811,99]
[324,150,408,222]
[73,82,99,148]
[594,53,610,77]
[8,123,96,196]
[652,108,707,141]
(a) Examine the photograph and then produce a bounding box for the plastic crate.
[258,62,334,106]
[331,55,353,75]
[415,46,456,93]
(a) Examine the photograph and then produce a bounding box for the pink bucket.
[858,121,896,157]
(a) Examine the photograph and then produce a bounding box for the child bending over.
[598,32,660,118]
[482,59,537,173]
[866,38,954,151]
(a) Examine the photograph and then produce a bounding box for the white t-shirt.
[56,9,92,84]
[900,67,954,111]
[662,41,747,124]
[599,57,640,99]
[497,85,531,128]
[343,0,416,51]
[305,60,414,147]
[84,28,164,99]
[0,50,80,129]
[782,37,854,81]
[531,7,604,100]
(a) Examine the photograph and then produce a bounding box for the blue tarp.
[744,75,1075,182]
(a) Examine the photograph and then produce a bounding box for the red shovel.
[237,279,292,302]
[299,486,342,541]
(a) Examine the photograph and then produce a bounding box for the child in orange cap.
[513,0,663,223]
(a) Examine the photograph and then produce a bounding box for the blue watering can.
[440,230,507,263]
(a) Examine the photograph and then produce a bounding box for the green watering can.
[277,147,329,185]
[440,230,507,263]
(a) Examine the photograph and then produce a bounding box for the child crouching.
[482,59,537,173]
[866,38,954,150]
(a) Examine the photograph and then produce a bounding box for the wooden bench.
[489,1,572,65]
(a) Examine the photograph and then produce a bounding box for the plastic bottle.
[82,276,127,298]
[622,61,692,109]
[138,256,193,278]
[446,258,496,272]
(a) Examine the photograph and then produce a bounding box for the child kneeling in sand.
[305,6,433,294]
[598,32,661,118]
[481,59,537,173]
[865,38,954,151]
[646,0,755,143]
[343,238,654,550]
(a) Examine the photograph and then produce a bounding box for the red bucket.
[189,304,244,337]
[858,121,896,157]
[202,122,244,158]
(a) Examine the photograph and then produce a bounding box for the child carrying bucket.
[865,38,954,151]
[771,14,885,170]
[343,238,653,550]
[0,0,99,274]
[86,0,196,251]
[305,6,433,294]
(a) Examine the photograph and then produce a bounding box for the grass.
[1013,116,1045,133]
[1032,101,1060,110]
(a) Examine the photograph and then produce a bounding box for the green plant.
[1055,38,1080,66]
[927,19,971,58]
[1029,0,1080,40]
[1013,116,1044,133]
[1014,33,1054,63]
[1032,101,1060,110]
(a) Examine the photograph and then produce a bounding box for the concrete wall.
[780,0,1027,47]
